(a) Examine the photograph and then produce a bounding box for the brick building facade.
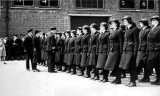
[0,0,160,37]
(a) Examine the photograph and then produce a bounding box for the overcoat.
[119,25,140,70]
[87,32,99,66]
[64,38,70,64]
[96,31,110,69]
[67,37,76,65]
[147,25,160,72]
[74,35,83,65]
[55,38,65,63]
[80,34,90,67]
[104,29,123,71]
[33,36,41,63]
[136,27,150,67]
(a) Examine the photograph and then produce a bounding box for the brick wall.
[0,0,159,37]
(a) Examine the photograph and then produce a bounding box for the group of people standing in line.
[4,15,160,87]
[0,34,26,64]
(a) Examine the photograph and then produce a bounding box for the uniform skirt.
[147,51,160,73]
[67,52,74,65]
[55,51,61,63]
[119,51,133,70]
[64,52,68,64]
[96,53,108,69]
[80,53,88,67]
[136,51,147,67]
[88,52,97,66]
[74,53,81,65]
[0,50,6,57]
[41,49,47,60]
[104,51,120,71]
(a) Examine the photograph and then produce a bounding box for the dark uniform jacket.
[23,36,33,53]
[138,27,150,52]
[33,36,41,51]
[123,25,140,52]
[88,32,99,53]
[56,38,65,53]
[46,34,56,52]
[81,34,90,53]
[98,31,110,53]
[147,25,160,51]
[74,35,83,53]
[68,37,76,52]
[109,29,123,53]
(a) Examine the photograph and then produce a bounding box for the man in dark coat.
[46,27,57,73]
[32,30,41,72]
[23,29,34,71]
[147,15,160,85]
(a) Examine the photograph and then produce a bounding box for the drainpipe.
[5,1,9,36]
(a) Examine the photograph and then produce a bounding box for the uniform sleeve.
[118,30,124,54]
[133,27,140,52]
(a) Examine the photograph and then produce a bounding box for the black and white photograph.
[0,0,160,96]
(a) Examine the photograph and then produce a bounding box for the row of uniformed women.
[54,15,160,87]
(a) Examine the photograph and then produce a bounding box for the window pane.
[82,0,87,8]
[120,0,135,8]
[50,0,59,7]
[92,0,97,8]
[13,0,23,6]
[148,0,154,9]
[98,0,103,8]
[76,0,81,7]
[140,0,147,9]
[86,0,93,8]
[24,0,33,6]
[40,0,49,6]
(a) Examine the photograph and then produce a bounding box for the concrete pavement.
[0,61,159,96]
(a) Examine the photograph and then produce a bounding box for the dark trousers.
[25,52,33,70]
[47,51,55,72]
[147,51,160,81]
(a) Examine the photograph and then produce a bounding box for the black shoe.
[128,82,136,87]
[49,70,57,73]
[58,68,62,71]
[111,79,117,84]
[91,76,96,80]
[62,69,67,72]
[114,80,121,84]
[4,62,7,64]
[125,82,131,86]
[139,78,150,82]
[151,79,159,85]
[67,70,71,73]
[71,72,76,75]
[93,77,99,80]
[99,79,108,82]
[155,81,160,85]
[84,75,91,78]
[78,73,84,76]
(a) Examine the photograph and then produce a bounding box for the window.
[75,0,104,9]
[13,0,34,7]
[119,0,135,9]
[0,0,3,8]
[39,0,59,8]
[140,0,155,10]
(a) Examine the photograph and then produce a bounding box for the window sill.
[11,7,61,10]
[118,9,157,13]
[74,8,106,11]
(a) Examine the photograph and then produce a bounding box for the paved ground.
[0,61,160,96]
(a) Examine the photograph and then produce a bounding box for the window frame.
[119,0,136,10]
[38,0,60,8]
[0,0,3,8]
[139,0,156,10]
[12,0,35,8]
[75,0,105,9]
